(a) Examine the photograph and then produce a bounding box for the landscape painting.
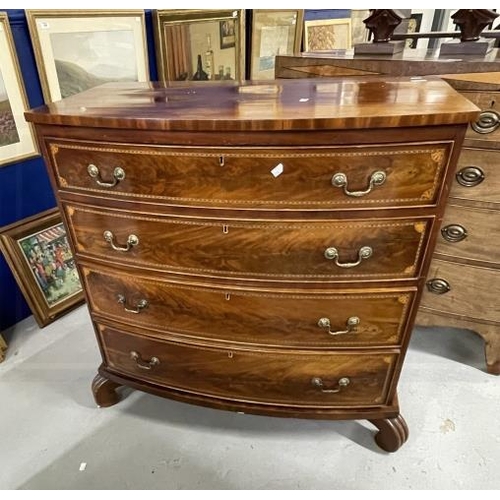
[26,11,149,103]
[0,12,38,167]
[0,67,20,148]
[50,30,139,98]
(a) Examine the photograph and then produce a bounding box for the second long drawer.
[82,265,417,348]
[66,204,431,282]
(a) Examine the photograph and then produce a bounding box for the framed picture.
[0,13,38,167]
[407,13,423,49]
[351,9,370,45]
[26,10,149,103]
[0,208,84,328]
[304,18,353,51]
[219,19,236,49]
[250,9,304,80]
[153,9,245,83]
[0,333,7,362]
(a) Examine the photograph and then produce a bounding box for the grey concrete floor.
[0,305,499,490]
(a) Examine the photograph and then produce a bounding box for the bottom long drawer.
[97,323,398,408]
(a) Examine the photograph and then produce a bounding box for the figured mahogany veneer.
[82,266,416,348]
[25,77,478,452]
[47,140,451,209]
[66,204,431,282]
[98,324,397,408]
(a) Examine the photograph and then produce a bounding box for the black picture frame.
[219,19,236,49]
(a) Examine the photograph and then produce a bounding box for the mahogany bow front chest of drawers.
[25,77,478,452]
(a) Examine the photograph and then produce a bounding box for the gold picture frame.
[0,12,38,167]
[26,9,149,103]
[250,9,304,80]
[0,208,84,328]
[153,9,245,83]
[0,333,6,362]
[304,18,353,52]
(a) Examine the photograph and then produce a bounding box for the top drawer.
[46,140,452,210]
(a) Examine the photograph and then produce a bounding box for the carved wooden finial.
[363,9,405,43]
[451,9,499,42]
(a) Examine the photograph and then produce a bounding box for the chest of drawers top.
[25,77,478,132]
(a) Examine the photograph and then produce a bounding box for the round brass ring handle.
[311,376,350,393]
[103,230,139,252]
[471,110,500,134]
[441,224,467,243]
[331,170,386,197]
[456,166,485,187]
[426,278,451,295]
[317,316,360,336]
[130,351,160,370]
[87,164,125,187]
[117,294,148,314]
[324,246,373,268]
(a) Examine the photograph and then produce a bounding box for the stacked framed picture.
[0,208,84,328]
[0,12,38,167]
[303,10,353,52]
[153,9,245,83]
[26,9,149,103]
[249,9,303,80]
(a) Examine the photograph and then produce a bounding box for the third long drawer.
[81,265,417,349]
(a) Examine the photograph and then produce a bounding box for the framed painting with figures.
[0,12,38,167]
[26,9,149,103]
[153,9,245,83]
[0,208,84,328]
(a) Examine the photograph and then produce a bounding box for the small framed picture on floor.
[0,207,84,328]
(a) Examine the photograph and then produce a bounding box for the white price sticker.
[271,163,284,178]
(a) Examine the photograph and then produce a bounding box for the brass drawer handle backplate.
[426,278,451,295]
[117,294,148,314]
[87,164,125,187]
[317,316,360,336]
[456,166,485,187]
[331,171,386,197]
[441,224,467,243]
[311,376,350,393]
[471,110,500,134]
[324,246,373,268]
[103,230,139,252]
[130,351,160,370]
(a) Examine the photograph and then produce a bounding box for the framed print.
[250,9,303,80]
[153,9,245,83]
[304,18,352,51]
[0,208,84,328]
[351,9,370,45]
[0,13,38,167]
[26,10,149,103]
[407,13,423,48]
[0,333,6,362]
[219,19,236,49]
